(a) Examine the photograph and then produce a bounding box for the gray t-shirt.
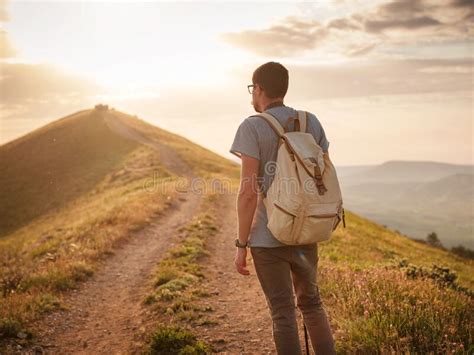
[229,104,330,248]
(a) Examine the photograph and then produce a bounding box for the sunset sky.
[0,0,472,166]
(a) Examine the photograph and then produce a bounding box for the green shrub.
[148,325,211,354]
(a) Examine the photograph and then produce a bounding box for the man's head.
[250,62,289,113]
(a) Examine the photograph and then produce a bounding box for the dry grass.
[321,209,474,291]
[0,108,238,348]
[0,145,178,343]
[143,192,221,354]
[0,109,140,237]
[1,107,472,353]
[109,111,240,179]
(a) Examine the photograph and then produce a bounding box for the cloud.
[0,62,102,121]
[219,16,328,57]
[334,0,473,40]
[450,0,474,8]
[220,0,473,58]
[0,28,15,58]
[226,56,472,101]
[0,0,15,58]
[375,0,426,17]
[287,57,473,100]
[357,0,472,37]
[364,16,442,33]
[327,17,362,31]
[345,42,380,57]
[1,62,101,103]
[0,0,9,22]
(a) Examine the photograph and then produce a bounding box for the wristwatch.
[235,238,248,248]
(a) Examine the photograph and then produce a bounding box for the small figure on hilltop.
[95,104,109,111]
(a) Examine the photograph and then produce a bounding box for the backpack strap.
[257,110,308,134]
[283,116,299,133]
[297,110,308,133]
[255,112,285,137]
[282,110,307,133]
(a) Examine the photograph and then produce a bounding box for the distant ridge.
[340,160,473,184]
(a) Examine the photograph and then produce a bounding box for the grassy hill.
[0,108,240,238]
[108,110,239,179]
[0,109,144,237]
[0,106,472,352]
[0,106,239,346]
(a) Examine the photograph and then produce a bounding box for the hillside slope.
[0,106,472,353]
[0,109,141,237]
[0,108,239,238]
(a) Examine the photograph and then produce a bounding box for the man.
[229,62,336,355]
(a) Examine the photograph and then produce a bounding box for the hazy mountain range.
[337,161,474,249]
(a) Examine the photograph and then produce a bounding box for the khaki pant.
[250,244,336,355]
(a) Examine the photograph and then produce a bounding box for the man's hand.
[234,247,250,276]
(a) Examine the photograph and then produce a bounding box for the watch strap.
[235,238,248,248]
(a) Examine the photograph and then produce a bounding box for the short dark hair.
[252,62,289,99]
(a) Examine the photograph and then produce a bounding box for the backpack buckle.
[314,176,327,195]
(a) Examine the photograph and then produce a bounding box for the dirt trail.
[18,111,315,354]
[20,113,202,354]
[103,111,190,177]
[190,191,313,354]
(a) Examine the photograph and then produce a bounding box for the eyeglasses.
[247,84,256,94]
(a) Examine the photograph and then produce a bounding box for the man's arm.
[236,153,259,246]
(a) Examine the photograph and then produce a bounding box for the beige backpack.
[256,110,346,245]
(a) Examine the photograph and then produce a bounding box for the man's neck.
[263,100,285,111]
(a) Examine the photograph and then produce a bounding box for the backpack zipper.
[307,213,338,218]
